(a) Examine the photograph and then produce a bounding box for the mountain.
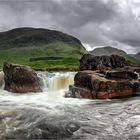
[90,46,127,56]
[0,27,86,70]
[135,52,140,60]
[90,46,140,64]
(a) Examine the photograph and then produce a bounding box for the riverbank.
[0,71,140,139]
[0,86,140,139]
[0,57,80,72]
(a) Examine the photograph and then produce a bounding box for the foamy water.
[0,71,90,114]
[0,71,140,139]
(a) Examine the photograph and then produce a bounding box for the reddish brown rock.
[3,63,42,93]
[67,71,139,99]
[66,54,140,99]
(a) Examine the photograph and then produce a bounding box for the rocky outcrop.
[66,71,139,99]
[66,54,140,99]
[105,71,138,79]
[125,66,140,73]
[80,54,128,71]
[3,63,42,93]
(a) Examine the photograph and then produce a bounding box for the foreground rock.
[80,54,128,71]
[3,63,41,93]
[66,71,139,99]
[66,54,140,99]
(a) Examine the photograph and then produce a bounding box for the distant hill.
[0,27,86,70]
[135,52,140,60]
[90,46,140,64]
[90,46,127,56]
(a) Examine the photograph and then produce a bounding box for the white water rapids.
[0,71,140,139]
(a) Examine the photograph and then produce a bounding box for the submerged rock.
[67,71,139,99]
[0,108,80,139]
[3,63,41,93]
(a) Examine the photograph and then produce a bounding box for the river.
[0,71,140,139]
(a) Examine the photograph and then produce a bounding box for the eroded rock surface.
[3,63,41,93]
[80,54,128,71]
[66,54,140,99]
[67,71,139,99]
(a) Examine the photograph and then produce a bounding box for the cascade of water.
[138,73,140,79]
[37,71,51,91]
[37,71,75,92]
[138,73,140,92]
[1,71,140,139]
[0,71,75,92]
[49,72,75,91]
[0,71,4,89]
[134,71,140,79]
[134,72,140,93]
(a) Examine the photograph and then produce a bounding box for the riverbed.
[0,72,140,139]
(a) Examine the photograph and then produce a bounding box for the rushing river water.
[0,71,140,140]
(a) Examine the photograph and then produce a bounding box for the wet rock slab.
[67,71,139,99]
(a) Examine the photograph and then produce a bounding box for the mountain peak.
[90,46,127,56]
[0,27,84,49]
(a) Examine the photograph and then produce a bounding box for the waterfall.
[134,71,140,79]
[37,71,50,91]
[37,71,75,91]
[1,71,140,139]
[137,73,140,79]
[138,72,140,92]
[49,72,75,91]
[134,72,140,94]
[0,71,4,89]
[0,71,75,93]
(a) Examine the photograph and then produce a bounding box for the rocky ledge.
[66,54,140,99]
[3,63,42,93]
[80,54,128,71]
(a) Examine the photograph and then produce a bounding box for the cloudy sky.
[0,0,140,54]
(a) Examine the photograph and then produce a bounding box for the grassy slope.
[0,27,87,70]
[124,54,140,64]
[0,41,85,70]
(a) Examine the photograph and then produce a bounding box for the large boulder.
[66,54,140,99]
[3,63,42,93]
[80,54,128,71]
[66,71,139,99]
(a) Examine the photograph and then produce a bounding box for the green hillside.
[90,46,140,64]
[134,52,140,60]
[0,28,86,70]
[90,46,127,56]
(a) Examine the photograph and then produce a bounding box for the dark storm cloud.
[0,0,139,53]
[121,39,140,47]
[46,0,117,28]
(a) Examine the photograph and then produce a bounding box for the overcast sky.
[0,0,140,54]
